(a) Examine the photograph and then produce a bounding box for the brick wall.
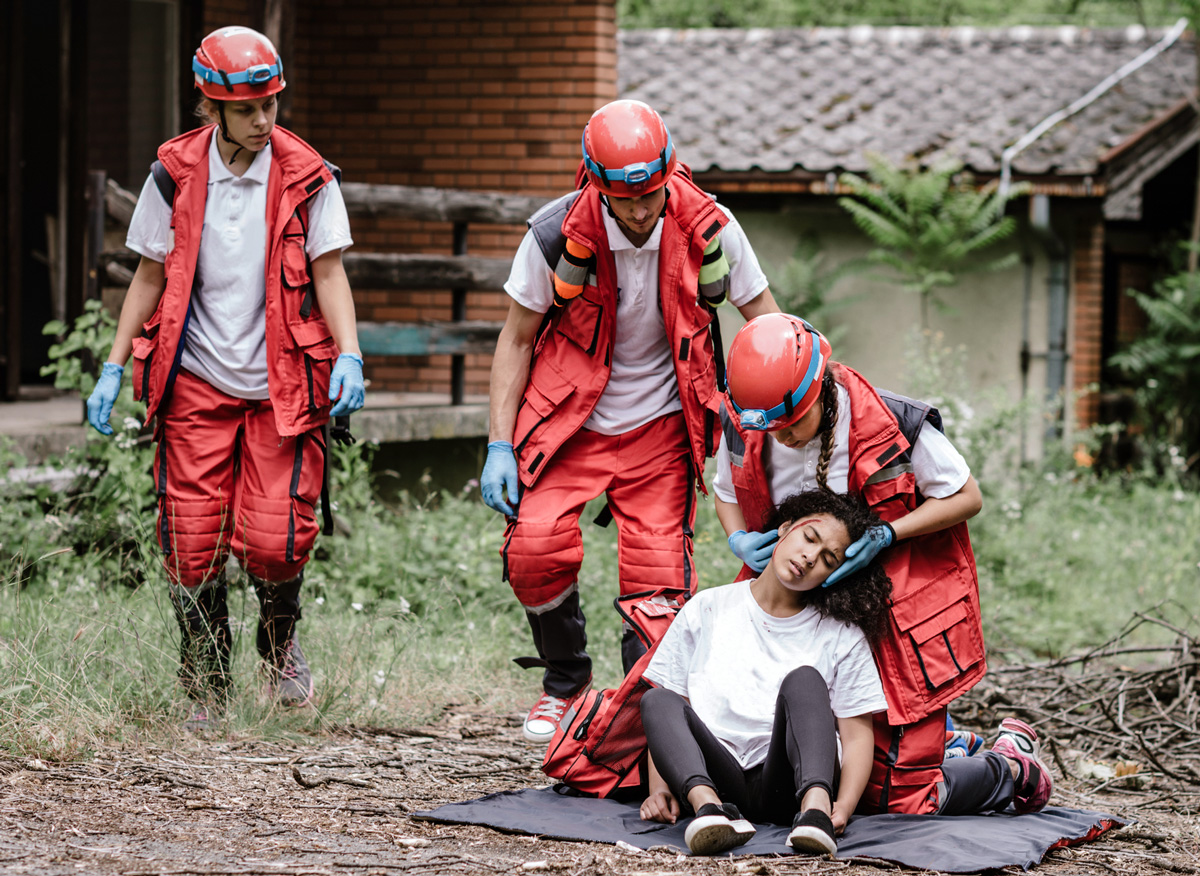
[1072,204,1105,429]
[204,2,254,30]
[287,0,619,396]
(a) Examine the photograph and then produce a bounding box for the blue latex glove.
[86,362,124,436]
[824,521,896,587]
[329,353,365,417]
[727,529,779,573]
[481,440,520,517]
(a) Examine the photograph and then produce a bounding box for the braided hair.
[814,370,839,490]
[766,490,892,644]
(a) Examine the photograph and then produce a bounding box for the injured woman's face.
[770,513,849,592]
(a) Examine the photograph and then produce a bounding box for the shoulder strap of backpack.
[150,160,176,207]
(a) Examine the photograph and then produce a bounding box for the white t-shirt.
[505,202,768,436]
[713,384,970,505]
[644,581,888,770]
[125,129,353,399]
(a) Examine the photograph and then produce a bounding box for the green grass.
[2,437,1197,762]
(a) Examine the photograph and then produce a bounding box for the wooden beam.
[357,320,502,357]
[343,252,511,291]
[339,182,550,225]
[105,178,137,227]
[102,249,513,291]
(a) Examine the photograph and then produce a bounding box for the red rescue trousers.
[153,369,326,589]
[502,412,698,696]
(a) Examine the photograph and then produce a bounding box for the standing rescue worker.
[86,26,364,727]
[715,313,1051,816]
[481,100,778,743]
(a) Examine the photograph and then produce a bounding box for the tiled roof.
[618,26,1195,177]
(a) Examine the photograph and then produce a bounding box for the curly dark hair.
[765,490,893,644]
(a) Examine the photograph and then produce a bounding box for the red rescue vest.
[131,125,340,438]
[512,171,728,491]
[720,362,987,726]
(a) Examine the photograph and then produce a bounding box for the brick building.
[1,0,617,401]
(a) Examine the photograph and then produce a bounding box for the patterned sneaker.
[945,729,983,758]
[263,634,314,708]
[523,687,588,743]
[788,808,837,856]
[684,802,756,856]
[992,718,1051,813]
[995,717,1040,759]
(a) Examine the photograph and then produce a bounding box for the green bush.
[1109,252,1200,478]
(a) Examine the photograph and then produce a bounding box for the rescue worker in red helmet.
[482,99,779,743]
[716,313,1052,818]
[86,26,364,728]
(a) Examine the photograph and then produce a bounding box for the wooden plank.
[357,320,502,357]
[102,249,514,292]
[344,252,512,291]
[105,178,137,227]
[103,178,552,228]
[340,181,551,225]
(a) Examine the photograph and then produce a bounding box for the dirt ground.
[2,705,1197,876]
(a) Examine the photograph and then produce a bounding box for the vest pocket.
[130,320,161,404]
[554,294,602,354]
[891,582,982,693]
[302,339,339,414]
[513,369,575,462]
[281,234,332,348]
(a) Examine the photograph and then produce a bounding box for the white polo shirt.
[713,383,971,504]
[505,202,767,436]
[126,129,353,399]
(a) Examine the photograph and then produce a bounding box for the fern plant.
[1109,255,1200,472]
[838,153,1026,326]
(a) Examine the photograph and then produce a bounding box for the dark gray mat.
[414,786,1126,872]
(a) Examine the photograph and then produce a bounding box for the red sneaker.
[522,685,588,743]
[993,718,1052,813]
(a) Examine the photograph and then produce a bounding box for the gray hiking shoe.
[263,634,314,708]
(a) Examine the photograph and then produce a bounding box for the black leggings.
[641,666,840,825]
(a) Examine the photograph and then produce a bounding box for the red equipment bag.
[542,588,687,797]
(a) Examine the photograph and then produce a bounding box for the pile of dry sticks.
[956,607,1200,797]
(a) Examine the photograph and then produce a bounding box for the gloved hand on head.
[824,522,895,587]
[727,529,779,573]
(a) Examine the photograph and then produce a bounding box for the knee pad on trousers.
[160,496,231,589]
[235,493,314,583]
[502,517,584,608]
[617,530,696,595]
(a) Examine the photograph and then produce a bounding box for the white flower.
[398,597,411,614]
[368,698,378,708]
[122,417,141,431]
[456,563,468,572]
[351,602,363,612]
[314,596,325,606]
[373,670,386,687]
[1173,490,1186,502]
[467,621,475,631]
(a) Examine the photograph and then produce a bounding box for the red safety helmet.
[581,100,678,198]
[193,26,286,101]
[726,313,832,432]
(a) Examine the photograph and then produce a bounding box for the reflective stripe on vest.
[553,238,596,307]
[697,234,730,305]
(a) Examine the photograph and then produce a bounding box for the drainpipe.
[998,19,1187,452]
[1029,195,1068,447]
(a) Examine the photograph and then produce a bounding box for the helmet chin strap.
[599,185,671,221]
[216,103,247,166]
